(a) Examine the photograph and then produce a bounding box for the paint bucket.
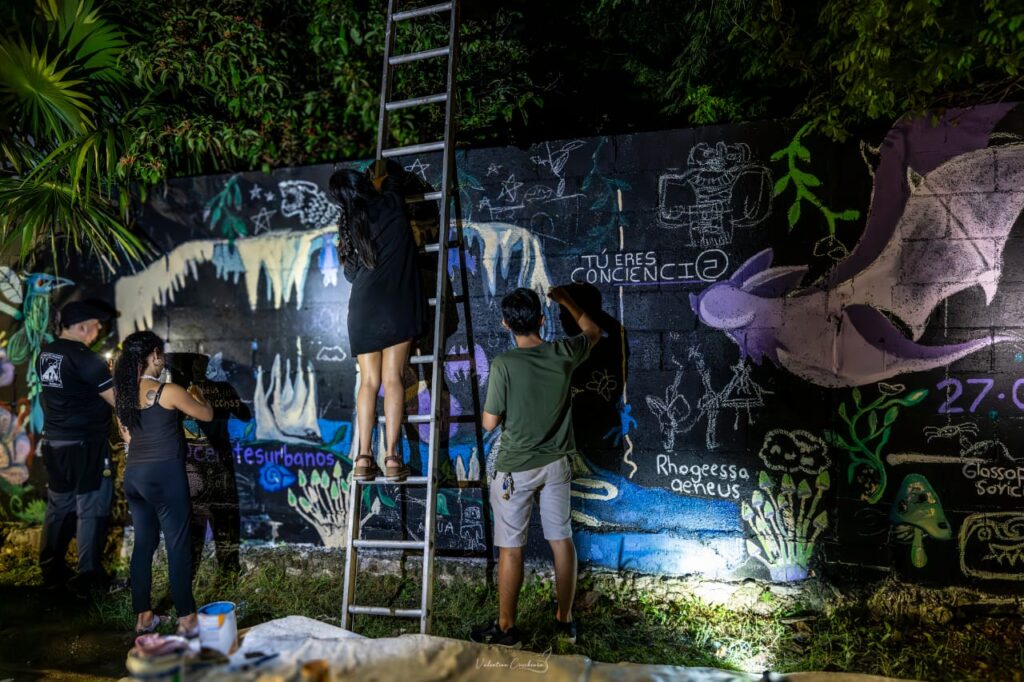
[197,601,238,655]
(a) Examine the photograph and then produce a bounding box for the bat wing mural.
[692,141,1024,388]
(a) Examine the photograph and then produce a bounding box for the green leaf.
[287,488,297,507]
[311,469,321,487]
[298,469,307,487]
[330,482,340,500]
[816,470,831,490]
[899,389,929,406]
[867,410,878,434]
[333,461,342,479]
[379,492,396,508]
[795,144,811,161]
[773,175,790,196]
[321,470,331,488]
[436,493,449,516]
[299,496,312,512]
[838,209,860,221]
[851,387,862,407]
[838,402,848,421]
[787,201,801,229]
[883,406,899,426]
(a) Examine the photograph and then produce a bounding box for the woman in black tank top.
[114,331,213,637]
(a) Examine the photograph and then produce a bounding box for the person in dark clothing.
[114,331,213,636]
[38,299,117,593]
[165,352,244,580]
[329,167,425,483]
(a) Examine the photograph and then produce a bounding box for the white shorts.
[489,457,572,548]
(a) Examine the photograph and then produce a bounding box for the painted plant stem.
[771,122,860,235]
[827,384,928,504]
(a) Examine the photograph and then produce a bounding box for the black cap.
[59,299,117,328]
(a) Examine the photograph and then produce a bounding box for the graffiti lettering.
[571,249,728,286]
[233,442,336,469]
[655,454,748,500]
[962,461,1024,497]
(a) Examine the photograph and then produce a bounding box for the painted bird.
[0,268,74,432]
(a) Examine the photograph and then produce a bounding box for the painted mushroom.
[889,473,952,568]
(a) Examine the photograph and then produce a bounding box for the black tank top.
[127,384,186,465]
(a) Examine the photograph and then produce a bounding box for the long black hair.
[329,168,378,269]
[113,330,163,431]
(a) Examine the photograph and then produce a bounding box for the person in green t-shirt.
[469,285,601,648]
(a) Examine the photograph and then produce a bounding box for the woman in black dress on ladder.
[330,167,425,483]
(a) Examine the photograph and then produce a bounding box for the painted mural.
[3,103,1024,588]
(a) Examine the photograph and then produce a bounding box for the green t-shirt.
[484,334,592,472]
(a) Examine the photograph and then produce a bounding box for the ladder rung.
[348,606,423,618]
[393,2,452,21]
[353,539,425,550]
[386,93,448,111]
[407,191,443,204]
[378,414,431,424]
[357,475,430,486]
[390,47,450,65]
[410,354,435,364]
[382,141,445,158]
[423,238,461,253]
[428,294,466,306]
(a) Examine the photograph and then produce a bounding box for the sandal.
[353,454,382,481]
[135,614,162,635]
[384,455,410,483]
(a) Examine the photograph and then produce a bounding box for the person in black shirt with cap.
[37,299,117,593]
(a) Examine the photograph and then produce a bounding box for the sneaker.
[554,617,577,644]
[470,620,524,648]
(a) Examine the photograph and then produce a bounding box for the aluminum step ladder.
[341,0,485,636]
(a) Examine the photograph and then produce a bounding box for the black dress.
[344,185,426,356]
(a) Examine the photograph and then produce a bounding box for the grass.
[1,544,1021,682]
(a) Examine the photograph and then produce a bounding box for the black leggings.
[124,460,196,616]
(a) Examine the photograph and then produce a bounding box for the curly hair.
[113,330,163,431]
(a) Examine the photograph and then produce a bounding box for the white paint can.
[197,601,238,655]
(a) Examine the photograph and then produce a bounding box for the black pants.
[39,439,112,584]
[124,460,196,616]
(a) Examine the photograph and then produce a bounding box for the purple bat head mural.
[693,106,1024,387]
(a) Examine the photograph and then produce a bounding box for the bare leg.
[356,352,382,457]
[548,538,577,622]
[381,339,412,460]
[497,546,524,631]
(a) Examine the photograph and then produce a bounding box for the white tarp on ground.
[188,616,911,682]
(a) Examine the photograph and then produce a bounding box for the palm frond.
[0,175,146,271]
[38,0,129,87]
[0,38,93,138]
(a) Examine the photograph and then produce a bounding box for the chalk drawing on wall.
[204,175,247,239]
[404,158,430,181]
[486,163,502,177]
[959,512,1024,581]
[315,345,348,363]
[250,207,277,235]
[770,122,860,236]
[0,269,73,432]
[691,144,1024,388]
[0,401,32,486]
[889,473,951,568]
[462,221,556,337]
[253,349,322,444]
[743,469,830,582]
[530,140,587,200]
[824,383,928,503]
[646,348,770,452]
[278,180,340,229]
[657,141,773,247]
[644,359,691,451]
[286,461,349,548]
[758,430,831,474]
[115,227,334,338]
[586,369,618,401]
[498,174,524,203]
[746,429,832,582]
[476,197,523,222]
